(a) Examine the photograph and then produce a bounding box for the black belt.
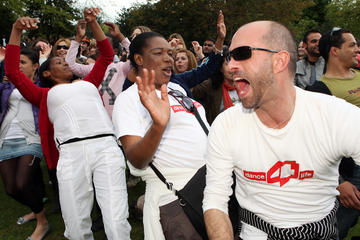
[57,133,114,147]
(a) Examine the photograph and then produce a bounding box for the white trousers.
[56,136,131,240]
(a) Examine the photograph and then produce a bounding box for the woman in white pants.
[5,8,130,240]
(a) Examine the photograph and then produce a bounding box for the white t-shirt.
[4,90,25,139]
[203,87,360,239]
[47,81,114,144]
[113,82,209,169]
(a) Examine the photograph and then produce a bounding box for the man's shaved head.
[234,21,297,77]
[262,21,297,76]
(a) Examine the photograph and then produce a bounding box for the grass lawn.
[1,160,360,240]
[0,160,145,240]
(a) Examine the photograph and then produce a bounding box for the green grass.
[0,160,145,240]
[1,160,360,240]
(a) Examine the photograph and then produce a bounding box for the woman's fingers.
[160,84,169,104]
[149,70,156,92]
[16,17,39,30]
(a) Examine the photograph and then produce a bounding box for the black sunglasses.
[57,45,69,50]
[168,89,194,112]
[226,46,279,62]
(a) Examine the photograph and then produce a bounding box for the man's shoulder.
[295,59,309,75]
[299,86,348,111]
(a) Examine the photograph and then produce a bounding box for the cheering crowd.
[1,6,360,240]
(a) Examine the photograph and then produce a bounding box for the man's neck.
[255,86,296,129]
[325,61,354,79]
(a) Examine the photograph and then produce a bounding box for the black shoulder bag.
[149,89,240,239]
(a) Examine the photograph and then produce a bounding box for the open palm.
[136,69,170,128]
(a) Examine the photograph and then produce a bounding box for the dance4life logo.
[171,101,202,114]
[243,161,314,187]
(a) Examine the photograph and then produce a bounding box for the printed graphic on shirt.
[170,101,202,114]
[99,67,117,105]
[347,87,360,96]
[243,160,314,186]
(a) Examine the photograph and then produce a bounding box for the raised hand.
[217,10,226,40]
[40,43,52,59]
[104,22,125,41]
[76,19,87,42]
[169,38,178,49]
[84,8,101,23]
[192,41,204,59]
[0,47,5,63]
[13,17,39,32]
[136,69,170,128]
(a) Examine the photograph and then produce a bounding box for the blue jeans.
[337,163,360,239]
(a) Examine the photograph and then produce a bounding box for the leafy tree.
[24,0,81,42]
[0,0,81,44]
[291,0,330,42]
[325,0,360,38]
[117,0,313,47]
[0,0,26,41]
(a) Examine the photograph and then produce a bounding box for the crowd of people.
[1,6,360,240]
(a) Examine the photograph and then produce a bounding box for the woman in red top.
[6,8,130,240]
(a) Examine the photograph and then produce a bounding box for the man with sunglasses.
[295,29,325,89]
[307,28,360,240]
[203,21,360,240]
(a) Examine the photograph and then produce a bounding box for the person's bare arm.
[104,22,125,42]
[120,69,170,169]
[204,209,233,240]
[75,19,86,43]
[215,10,226,52]
[84,8,106,42]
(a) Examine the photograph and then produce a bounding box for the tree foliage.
[116,0,313,46]
[1,0,360,46]
[1,0,81,44]
[325,0,360,38]
[0,0,26,40]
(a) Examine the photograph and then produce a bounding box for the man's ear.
[329,46,339,58]
[134,53,143,66]
[272,51,290,74]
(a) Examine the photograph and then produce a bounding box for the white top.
[65,39,131,118]
[113,82,209,239]
[5,90,25,139]
[113,82,209,169]
[47,81,114,145]
[1,89,41,145]
[203,87,360,239]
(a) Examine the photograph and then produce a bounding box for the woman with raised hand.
[113,10,225,240]
[0,47,49,240]
[65,19,131,118]
[5,8,130,240]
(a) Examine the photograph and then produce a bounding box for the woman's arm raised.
[83,8,114,87]
[6,17,44,107]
